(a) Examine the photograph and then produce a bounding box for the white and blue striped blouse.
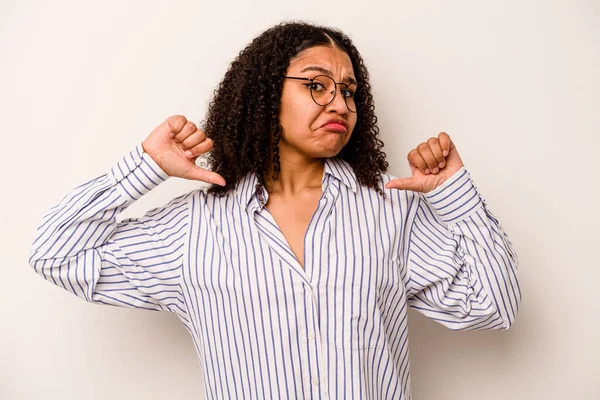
[29,144,521,399]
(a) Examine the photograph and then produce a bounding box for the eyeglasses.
[284,74,359,113]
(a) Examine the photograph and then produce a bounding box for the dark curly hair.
[203,21,388,196]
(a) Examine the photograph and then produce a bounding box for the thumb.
[385,177,422,192]
[182,166,226,186]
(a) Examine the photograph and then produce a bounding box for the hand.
[142,115,226,186]
[385,132,464,193]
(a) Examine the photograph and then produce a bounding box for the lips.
[320,120,348,133]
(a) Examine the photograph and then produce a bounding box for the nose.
[325,85,348,114]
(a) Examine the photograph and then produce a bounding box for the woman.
[29,21,521,399]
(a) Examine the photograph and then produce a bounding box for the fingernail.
[185,150,193,157]
[439,162,445,168]
[170,132,175,138]
[432,167,439,173]
[443,150,448,157]
[425,168,430,174]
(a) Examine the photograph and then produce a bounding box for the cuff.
[422,166,484,224]
[110,144,170,202]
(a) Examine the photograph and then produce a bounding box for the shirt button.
[308,332,315,340]
[312,377,320,386]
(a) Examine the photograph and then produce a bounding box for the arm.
[28,145,192,314]
[403,167,521,330]
[29,115,224,315]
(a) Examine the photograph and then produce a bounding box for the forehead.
[288,46,354,75]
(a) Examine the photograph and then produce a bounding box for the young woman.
[30,21,521,399]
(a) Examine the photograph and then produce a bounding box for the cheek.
[281,100,320,131]
[348,114,358,131]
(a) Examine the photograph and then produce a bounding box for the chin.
[313,146,344,158]
[314,136,348,157]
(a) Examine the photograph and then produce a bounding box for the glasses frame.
[284,74,359,113]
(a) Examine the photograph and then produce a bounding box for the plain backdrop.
[1,0,599,399]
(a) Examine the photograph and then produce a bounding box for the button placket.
[256,185,266,208]
[304,286,329,399]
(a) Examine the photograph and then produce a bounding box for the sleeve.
[29,144,191,317]
[402,167,521,330]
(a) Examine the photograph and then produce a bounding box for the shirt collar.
[235,157,357,210]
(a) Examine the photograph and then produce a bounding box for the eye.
[305,82,326,91]
[341,88,355,98]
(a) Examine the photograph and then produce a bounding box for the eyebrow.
[299,66,358,85]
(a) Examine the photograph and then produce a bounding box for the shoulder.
[187,186,243,211]
[348,173,421,218]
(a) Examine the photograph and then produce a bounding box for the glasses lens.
[310,75,335,106]
[309,75,359,113]
[341,84,358,113]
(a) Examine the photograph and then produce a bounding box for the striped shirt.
[29,144,521,399]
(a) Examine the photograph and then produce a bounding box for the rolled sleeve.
[422,167,484,225]
[109,144,170,202]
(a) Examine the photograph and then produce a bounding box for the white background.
[1,0,599,398]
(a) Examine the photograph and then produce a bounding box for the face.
[277,45,358,160]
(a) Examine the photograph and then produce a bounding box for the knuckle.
[194,139,211,152]
[203,139,213,148]
[196,130,206,140]
[170,115,185,124]
[417,142,429,151]
[427,137,437,144]
[414,159,426,167]
[168,115,187,131]
[185,121,197,131]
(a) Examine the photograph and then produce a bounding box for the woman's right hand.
[142,115,226,186]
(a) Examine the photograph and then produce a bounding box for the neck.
[264,148,325,197]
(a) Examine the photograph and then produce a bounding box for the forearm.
[406,167,521,330]
[29,145,169,282]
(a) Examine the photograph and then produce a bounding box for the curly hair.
[203,21,388,196]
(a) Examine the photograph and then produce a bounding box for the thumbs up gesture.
[385,132,464,193]
[142,115,226,186]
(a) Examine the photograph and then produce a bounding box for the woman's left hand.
[385,132,464,193]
